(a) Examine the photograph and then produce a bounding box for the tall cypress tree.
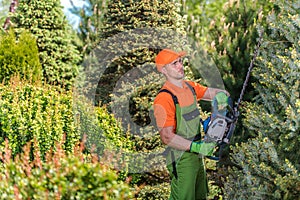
[11,0,81,89]
[94,0,187,105]
[223,1,300,199]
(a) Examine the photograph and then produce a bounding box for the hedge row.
[0,139,133,199]
[0,81,79,158]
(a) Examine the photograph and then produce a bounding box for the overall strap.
[184,81,196,96]
[158,81,196,105]
[158,89,179,104]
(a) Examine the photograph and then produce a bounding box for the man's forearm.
[166,134,192,151]
[202,88,229,101]
[159,127,192,151]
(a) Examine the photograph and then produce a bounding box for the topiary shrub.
[0,29,42,83]
[0,79,79,158]
[0,139,133,199]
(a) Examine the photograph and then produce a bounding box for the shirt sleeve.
[153,92,176,128]
[186,80,208,100]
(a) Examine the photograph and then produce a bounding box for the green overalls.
[163,82,208,200]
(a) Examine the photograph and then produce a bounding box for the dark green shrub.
[0,80,79,157]
[11,0,81,89]
[0,29,42,83]
[0,139,133,199]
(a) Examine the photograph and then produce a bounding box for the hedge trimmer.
[202,32,263,161]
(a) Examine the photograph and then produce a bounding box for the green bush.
[223,134,300,199]
[96,106,135,151]
[137,182,170,200]
[0,139,133,199]
[0,30,42,83]
[0,80,79,157]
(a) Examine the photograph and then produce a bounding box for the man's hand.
[189,141,216,156]
[215,92,229,110]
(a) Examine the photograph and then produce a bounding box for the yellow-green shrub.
[0,30,42,83]
[0,80,79,157]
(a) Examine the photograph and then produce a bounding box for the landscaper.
[153,49,229,200]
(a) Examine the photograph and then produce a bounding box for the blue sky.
[60,0,86,29]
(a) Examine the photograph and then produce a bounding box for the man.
[153,49,229,200]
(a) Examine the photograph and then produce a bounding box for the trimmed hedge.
[0,80,79,157]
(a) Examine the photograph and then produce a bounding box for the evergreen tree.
[201,0,274,165]
[207,0,273,101]
[225,134,300,199]
[0,29,42,83]
[184,0,228,48]
[224,1,300,199]
[94,0,187,105]
[11,0,81,89]
[245,0,300,167]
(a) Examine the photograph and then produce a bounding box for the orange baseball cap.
[155,49,186,72]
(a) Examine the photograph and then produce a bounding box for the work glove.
[189,141,216,156]
[212,92,229,117]
[215,92,229,110]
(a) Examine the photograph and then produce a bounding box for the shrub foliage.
[0,139,133,199]
[224,1,300,199]
[0,30,42,83]
[0,80,79,157]
[11,0,81,89]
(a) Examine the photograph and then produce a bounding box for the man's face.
[162,58,184,80]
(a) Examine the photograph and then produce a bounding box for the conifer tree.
[0,29,42,83]
[11,0,81,89]
[94,0,187,105]
[244,0,300,167]
[207,0,273,101]
[69,0,107,55]
[223,1,300,199]
[203,1,274,162]
[184,0,227,47]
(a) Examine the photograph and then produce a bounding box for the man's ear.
[161,67,167,75]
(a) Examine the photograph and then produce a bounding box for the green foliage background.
[0,0,298,199]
